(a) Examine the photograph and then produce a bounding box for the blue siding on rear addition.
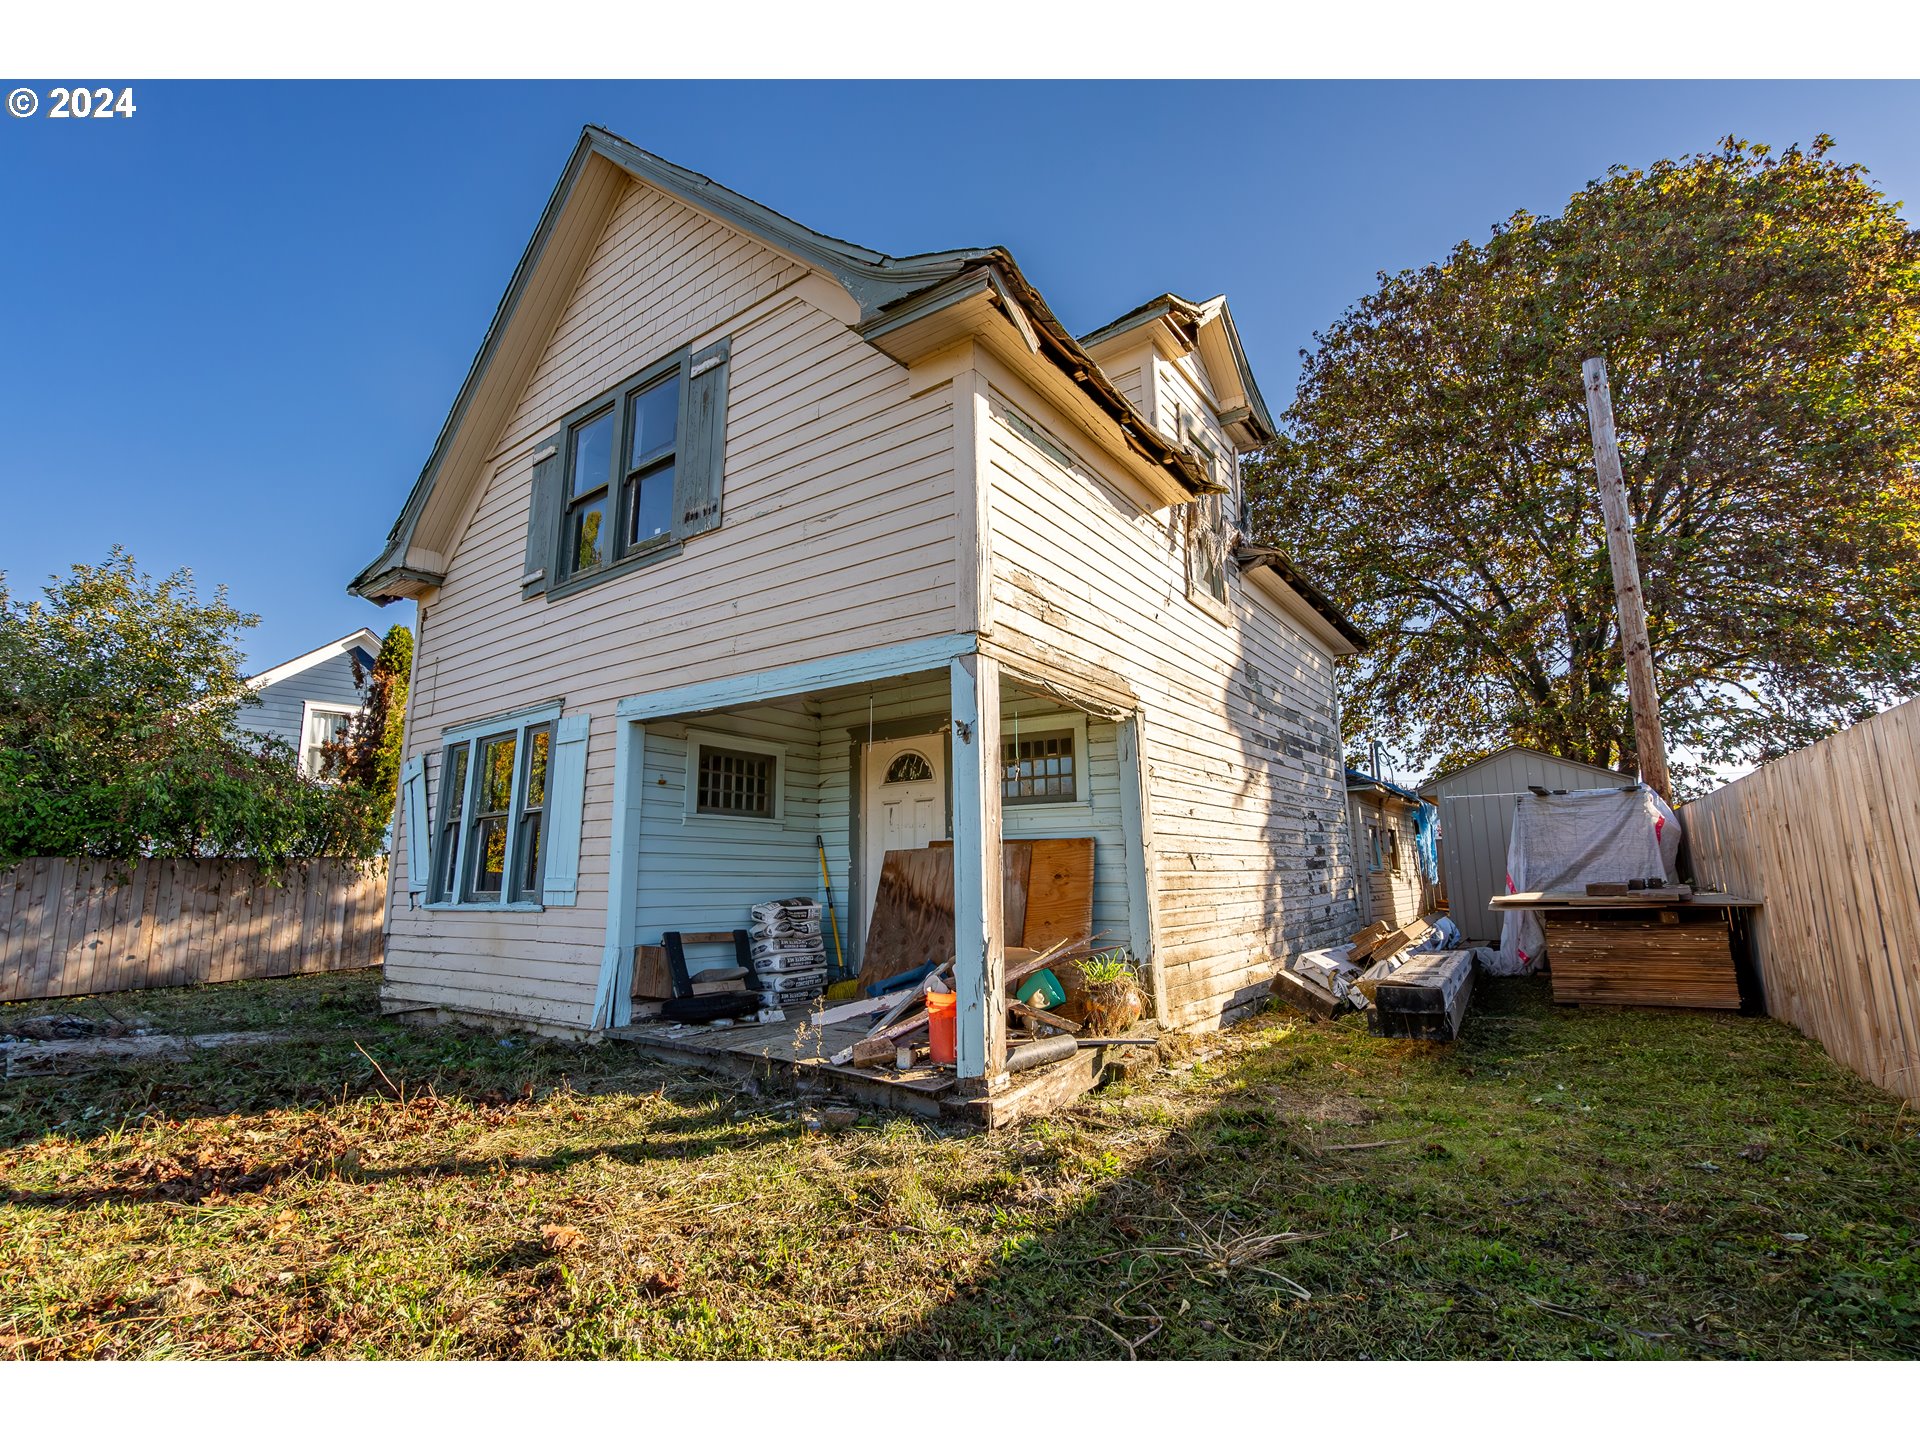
[234,646,372,749]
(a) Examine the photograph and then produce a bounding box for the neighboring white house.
[234,628,381,778]
[350,127,1367,1083]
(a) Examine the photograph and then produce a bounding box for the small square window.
[1003,730,1076,805]
[696,745,775,818]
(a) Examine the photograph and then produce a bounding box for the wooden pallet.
[1545,910,1740,1009]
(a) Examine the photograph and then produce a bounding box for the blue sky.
[3,79,1918,670]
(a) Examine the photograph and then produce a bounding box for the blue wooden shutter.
[522,433,562,598]
[541,712,592,906]
[400,755,430,894]
[672,338,729,542]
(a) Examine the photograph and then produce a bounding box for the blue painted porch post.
[949,652,1005,1083]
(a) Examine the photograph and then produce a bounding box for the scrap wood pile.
[828,937,1153,1075]
[1270,913,1476,1042]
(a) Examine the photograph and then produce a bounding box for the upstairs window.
[523,338,731,601]
[1179,406,1232,614]
[1186,493,1230,609]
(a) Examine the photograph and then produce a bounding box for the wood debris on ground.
[1270,912,1476,1042]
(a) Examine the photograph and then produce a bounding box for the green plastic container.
[1016,968,1067,1010]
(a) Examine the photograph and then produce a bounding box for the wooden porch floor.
[605,1008,1138,1129]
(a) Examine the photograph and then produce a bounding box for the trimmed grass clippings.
[2,970,1915,1358]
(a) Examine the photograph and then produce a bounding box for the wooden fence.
[1683,699,1920,1102]
[0,857,386,1004]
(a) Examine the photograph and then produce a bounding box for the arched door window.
[884,750,934,784]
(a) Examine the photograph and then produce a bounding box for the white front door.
[862,733,948,940]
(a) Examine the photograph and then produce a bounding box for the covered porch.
[589,633,1162,1119]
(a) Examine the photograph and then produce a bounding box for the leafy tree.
[323,623,412,811]
[1248,137,1920,792]
[0,549,386,865]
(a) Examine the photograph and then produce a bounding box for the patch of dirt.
[1258,1086,1379,1127]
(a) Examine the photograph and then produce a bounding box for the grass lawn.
[2,969,1915,1359]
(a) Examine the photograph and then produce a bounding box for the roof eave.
[1235,542,1367,653]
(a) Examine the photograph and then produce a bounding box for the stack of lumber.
[1366,950,1474,1041]
[1273,914,1443,1020]
[1545,911,1739,1009]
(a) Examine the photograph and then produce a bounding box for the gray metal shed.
[1419,745,1634,943]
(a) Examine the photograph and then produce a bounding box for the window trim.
[540,348,692,598]
[681,727,786,825]
[425,702,563,911]
[1000,710,1091,812]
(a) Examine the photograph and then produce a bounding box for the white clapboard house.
[352,127,1366,1085]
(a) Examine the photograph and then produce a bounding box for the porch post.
[949,652,1005,1084]
[1116,711,1168,1029]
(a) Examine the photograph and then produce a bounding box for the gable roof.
[1418,744,1635,792]
[1080,292,1277,449]
[246,628,382,692]
[351,126,1223,604]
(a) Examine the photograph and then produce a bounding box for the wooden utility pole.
[1582,357,1673,802]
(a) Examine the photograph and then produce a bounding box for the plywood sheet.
[1022,838,1096,951]
[862,840,1078,989]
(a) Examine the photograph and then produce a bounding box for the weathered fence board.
[1684,699,1920,1101]
[0,858,385,1003]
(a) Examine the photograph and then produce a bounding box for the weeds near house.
[1,970,1915,1359]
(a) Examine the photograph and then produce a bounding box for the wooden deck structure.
[607,1008,1145,1128]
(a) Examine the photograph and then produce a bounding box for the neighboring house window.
[1368,823,1384,873]
[1003,729,1076,805]
[1387,827,1402,874]
[524,338,730,601]
[695,745,775,818]
[430,716,552,905]
[301,704,357,780]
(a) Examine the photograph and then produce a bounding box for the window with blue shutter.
[424,704,575,911]
[526,338,730,601]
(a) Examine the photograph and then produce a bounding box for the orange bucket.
[926,991,957,1066]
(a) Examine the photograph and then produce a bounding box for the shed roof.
[1418,744,1634,794]
[1346,768,1424,805]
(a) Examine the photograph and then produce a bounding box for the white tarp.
[1491,785,1682,975]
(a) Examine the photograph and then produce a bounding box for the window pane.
[478,735,516,814]
[628,374,680,469]
[629,463,675,548]
[470,816,508,896]
[517,817,544,895]
[442,745,469,821]
[522,728,549,811]
[568,498,606,573]
[569,408,615,499]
